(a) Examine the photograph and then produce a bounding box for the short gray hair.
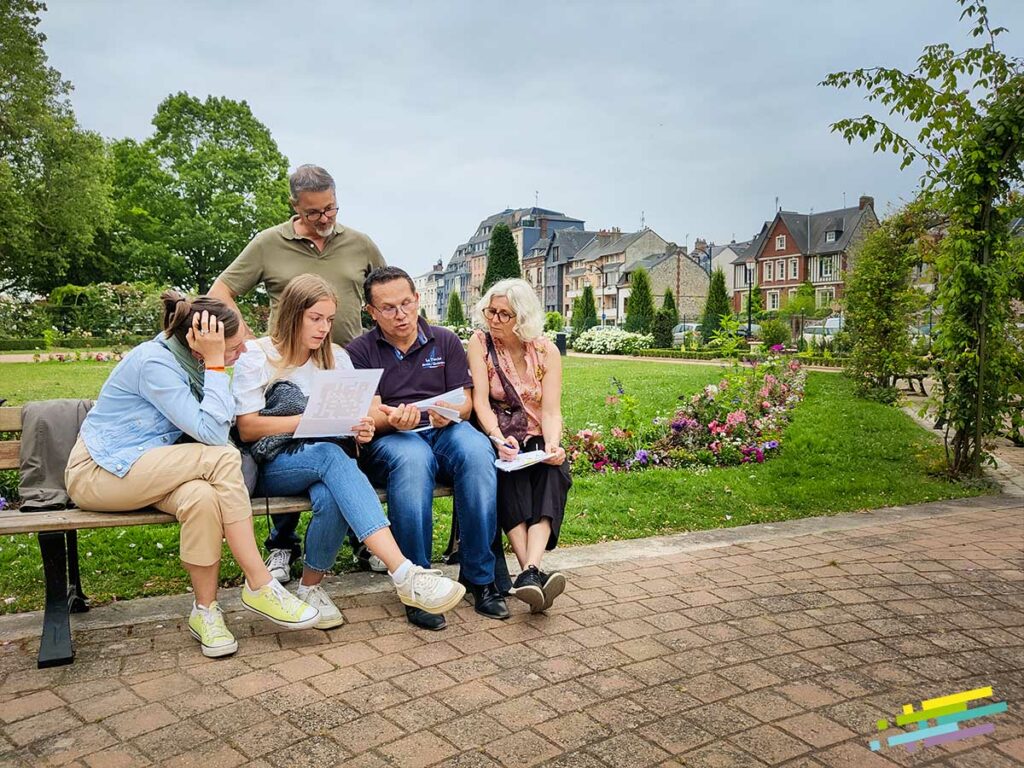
[289,165,335,204]
[472,278,545,342]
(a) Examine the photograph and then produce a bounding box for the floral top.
[474,329,553,437]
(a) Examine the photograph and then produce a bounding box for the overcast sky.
[39,1,1024,276]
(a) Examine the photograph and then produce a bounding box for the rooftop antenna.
[641,210,645,229]
[843,191,847,207]
[535,190,539,207]
[775,195,780,212]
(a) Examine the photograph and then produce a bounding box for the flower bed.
[573,327,653,355]
[565,355,806,472]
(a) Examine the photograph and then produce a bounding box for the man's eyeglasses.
[482,307,516,323]
[301,206,340,222]
[372,298,418,319]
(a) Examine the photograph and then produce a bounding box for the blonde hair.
[472,278,544,342]
[270,274,337,373]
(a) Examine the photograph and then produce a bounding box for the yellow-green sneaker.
[188,601,238,658]
[241,578,319,629]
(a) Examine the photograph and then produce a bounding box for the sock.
[389,559,413,584]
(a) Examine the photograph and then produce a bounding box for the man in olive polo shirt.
[208,164,385,346]
[208,164,384,579]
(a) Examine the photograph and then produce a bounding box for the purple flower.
[0,497,7,511]
[764,440,780,450]
[770,344,785,352]
[635,449,649,464]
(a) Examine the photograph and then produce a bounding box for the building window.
[788,288,798,302]
[825,231,836,243]
[789,258,798,279]
[819,256,834,279]
[775,235,786,250]
[763,261,773,281]
[775,260,784,279]
[768,291,780,310]
[816,288,835,307]
[745,264,754,285]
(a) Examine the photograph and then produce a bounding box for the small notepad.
[495,450,555,472]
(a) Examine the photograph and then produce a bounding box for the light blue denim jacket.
[79,334,233,477]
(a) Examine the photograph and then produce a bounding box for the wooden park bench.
[0,405,500,669]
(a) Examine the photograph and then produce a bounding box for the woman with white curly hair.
[467,278,571,613]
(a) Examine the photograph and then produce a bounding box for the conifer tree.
[445,292,466,326]
[700,268,731,338]
[662,288,678,323]
[624,268,655,333]
[482,222,520,291]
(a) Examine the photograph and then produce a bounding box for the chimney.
[859,195,874,211]
[694,238,709,253]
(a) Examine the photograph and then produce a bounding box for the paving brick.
[31,723,117,766]
[485,695,557,727]
[3,708,81,747]
[332,713,404,754]
[101,701,178,740]
[438,712,511,751]
[684,702,760,737]
[584,732,671,768]
[379,731,458,768]
[68,687,144,723]
[731,724,811,765]
[485,730,562,768]
[0,690,64,723]
[638,714,714,754]
[776,712,856,749]
[253,680,324,715]
[227,717,306,759]
[221,670,288,699]
[535,712,610,750]
[131,720,215,762]
[264,736,347,768]
[435,680,504,714]
[588,695,657,732]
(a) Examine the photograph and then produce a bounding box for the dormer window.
[825,231,837,244]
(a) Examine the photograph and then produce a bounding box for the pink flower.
[762,401,772,410]
[606,396,620,405]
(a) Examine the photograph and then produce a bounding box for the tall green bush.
[445,292,466,326]
[624,268,655,333]
[652,306,675,348]
[700,268,730,339]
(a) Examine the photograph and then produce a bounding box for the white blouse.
[231,337,353,416]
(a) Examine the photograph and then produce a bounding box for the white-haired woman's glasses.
[483,307,516,323]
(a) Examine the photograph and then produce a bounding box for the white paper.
[410,388,466,411]
[426,405,462,423]
[495,450,555,472]
[293,369,383,438]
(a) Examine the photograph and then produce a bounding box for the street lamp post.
[747,267,753,337]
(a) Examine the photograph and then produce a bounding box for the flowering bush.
[443,324,475,341]
[572,327,653,355]
[565,354,806,473]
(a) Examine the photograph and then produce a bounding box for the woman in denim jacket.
[65,291,319,658]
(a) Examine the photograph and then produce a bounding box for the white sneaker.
[368,554,387,573]
[265,548,292,584]
[394,565,467,615]
[296,583,345,630]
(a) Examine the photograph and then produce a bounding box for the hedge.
[0,336,151,352]
[632,349,852,368]
[0,339,47,351]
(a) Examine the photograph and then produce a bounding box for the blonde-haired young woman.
[467,278,571,613]
[232,274,465,628]
[66,291,320,658]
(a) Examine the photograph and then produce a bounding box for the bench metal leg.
[66,530,90,614]
[37,532,75,668]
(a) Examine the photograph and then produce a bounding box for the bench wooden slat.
[0,407,22,432]
[0,441,19,470]
[0,487,453,536]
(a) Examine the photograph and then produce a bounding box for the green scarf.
[164,334,206,402]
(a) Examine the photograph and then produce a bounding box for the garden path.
[1,492,1021,767]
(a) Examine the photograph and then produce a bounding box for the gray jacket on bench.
[19,399,93,512]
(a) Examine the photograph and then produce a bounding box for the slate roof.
[771,205,872,257]
[547,229,599,266]
[617,253,672,285]
[733,224,770,264]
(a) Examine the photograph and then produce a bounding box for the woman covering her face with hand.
[232,274,466,629]
[466,278,572,613]
[66,291,321,659]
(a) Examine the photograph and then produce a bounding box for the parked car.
[672,322,701,347]
[802,316,844,345]
[737,322,762,339]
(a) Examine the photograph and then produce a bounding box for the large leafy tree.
[624,268,655,333]
[482,222,520,291]
[822,0,1024,475]
[0,0,112,293]
[116,93,291,292]
[699,268,730,339]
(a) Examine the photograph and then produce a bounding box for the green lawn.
[0,358,985,613]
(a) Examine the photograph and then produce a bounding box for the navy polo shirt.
[346,319,473,426]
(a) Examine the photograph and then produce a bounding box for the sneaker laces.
[265,549,290,571]
[196,603,231,641]
[406,565,451,602]
[265,579,306,615]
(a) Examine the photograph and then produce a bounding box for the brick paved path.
[1,496,1021,767]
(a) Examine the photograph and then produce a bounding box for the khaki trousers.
[65,439,252,566]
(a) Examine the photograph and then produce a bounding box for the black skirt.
[497,435,572,550]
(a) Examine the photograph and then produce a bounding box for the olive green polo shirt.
[218,217,385,345]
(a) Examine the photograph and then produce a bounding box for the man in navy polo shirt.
[347,267,509,630]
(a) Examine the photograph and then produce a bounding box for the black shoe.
[538,569,566,611]
[405,606,446,631]
[467,581,510,620]
[510,566,545,614]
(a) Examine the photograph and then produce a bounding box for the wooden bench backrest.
[0,406,21,471]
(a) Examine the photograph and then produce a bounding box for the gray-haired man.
[209,164,385,347]
[209,164,385,580]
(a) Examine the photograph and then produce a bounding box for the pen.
[489,435,518,450]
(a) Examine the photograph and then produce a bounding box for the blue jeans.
[360,421,497,586]
[260,442,389,573]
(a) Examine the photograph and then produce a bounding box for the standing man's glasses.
[301,206,339,222]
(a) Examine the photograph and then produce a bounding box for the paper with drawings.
[410,387,465,424]
[495,450,555,472]
[293,369,383,438]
